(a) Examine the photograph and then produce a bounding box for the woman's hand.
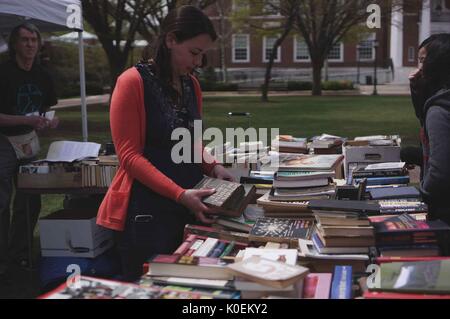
[210,165,235,182]
[179,189,218,224]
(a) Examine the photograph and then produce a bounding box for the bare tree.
[232,0,298,102]
[83,0,216,90]
[291,0,416,96]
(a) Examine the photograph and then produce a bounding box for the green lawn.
[37,95,420,218]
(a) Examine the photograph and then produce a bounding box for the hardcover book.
[226,256,309,289]
[373,213,450,246]
[249,217,315,245]
[330,266,353,299]
[374,260,450,294]
[194,176,256,217]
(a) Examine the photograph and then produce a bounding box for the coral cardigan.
[97,67,217,231]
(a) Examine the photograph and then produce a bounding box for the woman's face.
[418,46,427,71]
[166,33,214,78]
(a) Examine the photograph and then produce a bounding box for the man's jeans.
[0,135,17,273]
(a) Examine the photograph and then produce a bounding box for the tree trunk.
[312,60,323,96]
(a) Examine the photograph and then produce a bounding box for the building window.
[263,35,281,63]
[263,0,281,15]
[232,34,250,63]
[408,46,416,63]
[327,42,344,62]
[293,36,310,62]
[357,33,376,61]
[232,0,249,11]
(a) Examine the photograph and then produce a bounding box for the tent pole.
[78,31,88,141]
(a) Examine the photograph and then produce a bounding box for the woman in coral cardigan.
[97,5,233,281]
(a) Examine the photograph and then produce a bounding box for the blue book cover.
[369,186,420,200]
[331,265,352,299]
[355,175,410,186]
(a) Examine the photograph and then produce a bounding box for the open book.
[38,141,101,162]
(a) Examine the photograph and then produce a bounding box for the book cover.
[242,248,298,266]
[249,217,315,245]
[354,175,410,186]
[330,266,352,299]
[302,273,332,299]
[374,213,450,246]
[308,199,380,214]
[374,260,450,294]
[275,154,344,171]
[369,186,420,200]
[38,275,204,299]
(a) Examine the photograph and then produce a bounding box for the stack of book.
[310,205,375,256]
[310,133,345,155]
[269,171,336,202]
[352,162,409,187]
[231,247,306,298]
[256,191,313,218]
[298,238,369,273]
[146,234,248,280]
[271,135,308,154]
[372,213,450,257]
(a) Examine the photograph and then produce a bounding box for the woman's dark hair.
[142,5,217,86]
[8,22,42,60]
[422,33,450,90]
[419,34,440,50]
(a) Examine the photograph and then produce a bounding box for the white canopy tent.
[0,0,89,141]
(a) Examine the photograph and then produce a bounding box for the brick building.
[203,0,450,85]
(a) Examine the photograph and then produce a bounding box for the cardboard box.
[39,209,113,258]
[343,141,400,178]
[18,172,82,189]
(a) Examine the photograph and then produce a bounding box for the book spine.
[330,266,352,299]
[184,239,204,256]
[173,234,197,255]
[208,241,226,258]
[192,238,219,257]
[219,241,236,258]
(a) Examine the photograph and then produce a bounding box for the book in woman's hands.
[194,176,256,217]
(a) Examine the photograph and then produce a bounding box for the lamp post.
[356,44,361,84]
[372,40,379,96]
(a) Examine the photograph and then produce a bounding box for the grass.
[36,95,420,217]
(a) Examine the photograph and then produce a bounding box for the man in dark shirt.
[0,23,59,270]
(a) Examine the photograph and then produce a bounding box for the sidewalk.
[52,84,411,109]
[52,94,110,109]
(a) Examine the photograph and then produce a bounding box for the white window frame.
[327,42,344,62]
[293,36,311,62]
[408,46,416,63]
[232,0,250,11]
[357,33,376,62]
[232,34,250,63]
[263,0,281,16]
[263,35,281,63]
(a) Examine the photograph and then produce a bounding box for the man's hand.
[48,116,59,129]
[179,189,218,224]
[27,115,50,131]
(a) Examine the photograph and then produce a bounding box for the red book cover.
[363,291,450,299]
[375,256,450,264]
[302,273,332,299]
